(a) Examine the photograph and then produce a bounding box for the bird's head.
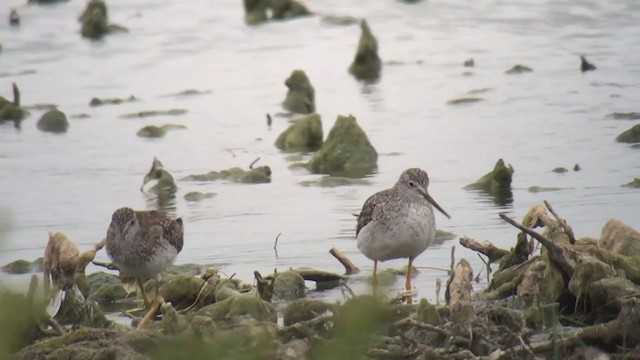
[396,168,451,219]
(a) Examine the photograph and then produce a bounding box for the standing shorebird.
[105,207,183,316]
[356,168,450,302]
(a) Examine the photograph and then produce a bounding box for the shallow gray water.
[1,0,639,302]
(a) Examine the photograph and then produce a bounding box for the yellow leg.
[372,260,378,297]
[137,278,151,308]
[137,296,164,329]
[406,258,413,304]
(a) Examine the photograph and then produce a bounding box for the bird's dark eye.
[408,181,415,187]
[129,220,135,226]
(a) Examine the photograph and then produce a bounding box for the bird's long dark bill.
[424,192,451,219]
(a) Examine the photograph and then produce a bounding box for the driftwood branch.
[544,200,576,244]
[329,247,360,275]
[92,261,120,271]
[499,212,580,277]
[446,259,474,321]
[459,236,510,263]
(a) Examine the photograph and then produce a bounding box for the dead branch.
[273,233,281,250]
[92,261,120,271]
[459,236,510,263]
[499,212,581,277]
[393,317,448,337]
[249,157,261,169]
[329,247,360,275]
[544,200,576,244]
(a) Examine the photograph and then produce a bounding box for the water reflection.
[143,189,177,217]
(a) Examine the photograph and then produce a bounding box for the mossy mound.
[184,192,217,202]
[348,20,382,81]
[242,0,269,25]
[89,95,136,107]
[158,273,216,309]
[447,97,483,106]
[464,159,513,192]
[282,70,315,114]
[137,125,167,138]
[505,64,533,74]
[87,272,127,305]
[273,270,306,301]
[283,299,335,326]
[275,113,323,151]
[242,0,311,25]
[198,294,277,323]
[183,166,271,184]
[120,109,187,119]
[1,259,37,274]
[271,0,311,20]
[79,0,128,39]
[622,178,640,188]
[307,114,377,176]
[464,159,514,205]
[36,109,69,133]
[141,157,177,193]
[615,124,640,143]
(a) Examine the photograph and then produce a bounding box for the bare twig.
[476,253,492,283]
[435,278,442,305]
[544,200,576,244]
[273,233,281,250]
[341,282,356,299]
[92,261,119,271]
[329,247,360,275]
[273,233,281,258]
[450,246,456,273]
[394,317,448,336]
[249,157,261,169]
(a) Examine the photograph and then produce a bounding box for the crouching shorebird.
[356,168,450,303]
[105,207,183,326]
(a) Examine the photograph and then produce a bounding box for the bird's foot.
[136,296,164,330]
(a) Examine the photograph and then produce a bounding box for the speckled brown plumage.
[356,168,450,300]
[105,207,183,281]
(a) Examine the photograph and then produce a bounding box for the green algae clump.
[348,20,382,81]
[307,114,377,176]
[275,113,323,151]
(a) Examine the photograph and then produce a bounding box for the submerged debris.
[183,166,272,184]
[120,109,188,119]
[505,64,533,74]
[137,124,186,138]
[89,95,137,107]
